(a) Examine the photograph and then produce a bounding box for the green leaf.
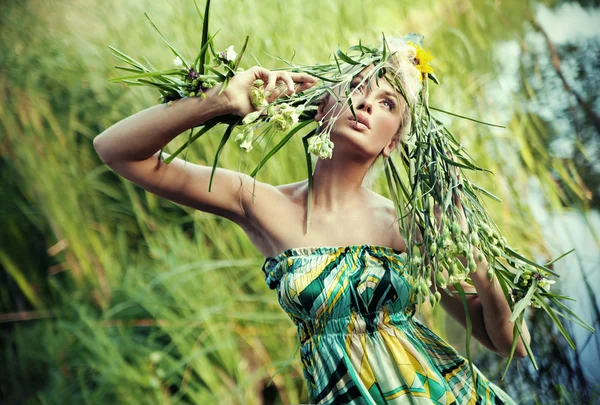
[454,282,475,381]
[381,32,388,62]
[547,295,595,332]
[515,311,538,369]
[207,66,227,81]
[302,133,314,234]
[336,46,360,65]
[543,248,575,267]
[509,278,537,323]
[470,183,502,202]
[233,36,250,72]
[333,54,342,75]
[115,66,144,74]
[194,30,220,72]
[501,318,521,380]
[428,72,440,85]
[163,122,218,164]
[536,294,577,350]
[505,247,559,276]
[429,106,505,128]
[108,45,150,72]
[144,12,190,69]
[209,121,239,192]
[250,122,314,177]
[108,69,183,82]
[217,77,229,96]
[199,0,211,75]
[138,79,179,93]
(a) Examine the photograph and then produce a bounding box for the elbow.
[93,135,112,164]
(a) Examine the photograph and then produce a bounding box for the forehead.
[352,64,398,95]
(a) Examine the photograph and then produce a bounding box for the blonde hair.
[362,36,424,189]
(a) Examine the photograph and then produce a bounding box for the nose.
[356,96,373,114]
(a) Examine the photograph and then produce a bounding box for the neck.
[304,151,374,213]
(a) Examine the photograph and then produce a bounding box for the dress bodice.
[262,245,417,337]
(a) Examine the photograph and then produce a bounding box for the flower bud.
[490,245,502,257]
[189,92,196,97]
[253,79,264,87]
[478,251,485,262]
[452,222,462,235]
[436,272,447,289]
[420,280,429,296]
[470,233,480,247]
[430,243,437,255]
[429,294,437,307]
[468,259,477,273]
[412,245,421,257]
[487,267,494,281]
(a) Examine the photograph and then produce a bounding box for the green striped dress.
[261,245,518,405]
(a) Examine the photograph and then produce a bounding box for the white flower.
[239,139,253,152]
[242,111,261,125]
[539,278,556,291]
[225,45,237,62]
[173,56,183,68]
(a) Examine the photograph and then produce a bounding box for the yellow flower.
[407,41,434,81]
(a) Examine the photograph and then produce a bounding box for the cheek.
[379,114,402,138]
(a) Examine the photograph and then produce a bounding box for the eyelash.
[350,82,396,110]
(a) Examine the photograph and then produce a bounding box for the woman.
[94,38,528,404]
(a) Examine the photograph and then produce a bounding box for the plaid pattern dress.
[262,245,517,405]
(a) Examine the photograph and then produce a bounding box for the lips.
[348,113,371,131]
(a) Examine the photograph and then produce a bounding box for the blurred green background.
[1,0,599,403]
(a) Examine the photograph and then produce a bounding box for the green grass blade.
[233,36,250,72]
[336,46,360,65]
[302,133,314,234]
[209,120,239,192]
[429,106,505,128]
[543,248,575,267]
[163,122,218,163]
[199,0,211,74]
[144,12,190,69]
[193,30,220,72]
[250,122,314,177]
[108,69,183,82]
[454,282,475,382]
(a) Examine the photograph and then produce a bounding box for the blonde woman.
[94,37,528,404]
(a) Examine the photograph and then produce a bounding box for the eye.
[382,98,396,110]
[350,81,365,93]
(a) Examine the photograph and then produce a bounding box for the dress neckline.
[264,244,407,261]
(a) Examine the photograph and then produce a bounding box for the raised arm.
[93,67,316,226]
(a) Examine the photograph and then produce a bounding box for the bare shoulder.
[363,189,406,252]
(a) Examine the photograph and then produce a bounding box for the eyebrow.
[352,73,399,99]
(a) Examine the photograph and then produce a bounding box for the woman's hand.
[219,67,318,117]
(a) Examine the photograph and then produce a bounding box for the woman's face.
[315,64,404,159]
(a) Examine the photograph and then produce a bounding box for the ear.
[381,135,400,158]
[314,93,331,123]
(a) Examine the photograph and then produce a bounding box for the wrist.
[186,85,236,126]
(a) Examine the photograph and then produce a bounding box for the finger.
[289,72,318,92]
[270,83,293,103]
[265,70,277,95]
[278,71,296,95]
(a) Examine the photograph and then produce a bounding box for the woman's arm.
[449,197,532,358]
[93,67,316,226]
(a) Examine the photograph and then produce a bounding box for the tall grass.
[1,0,596,403]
